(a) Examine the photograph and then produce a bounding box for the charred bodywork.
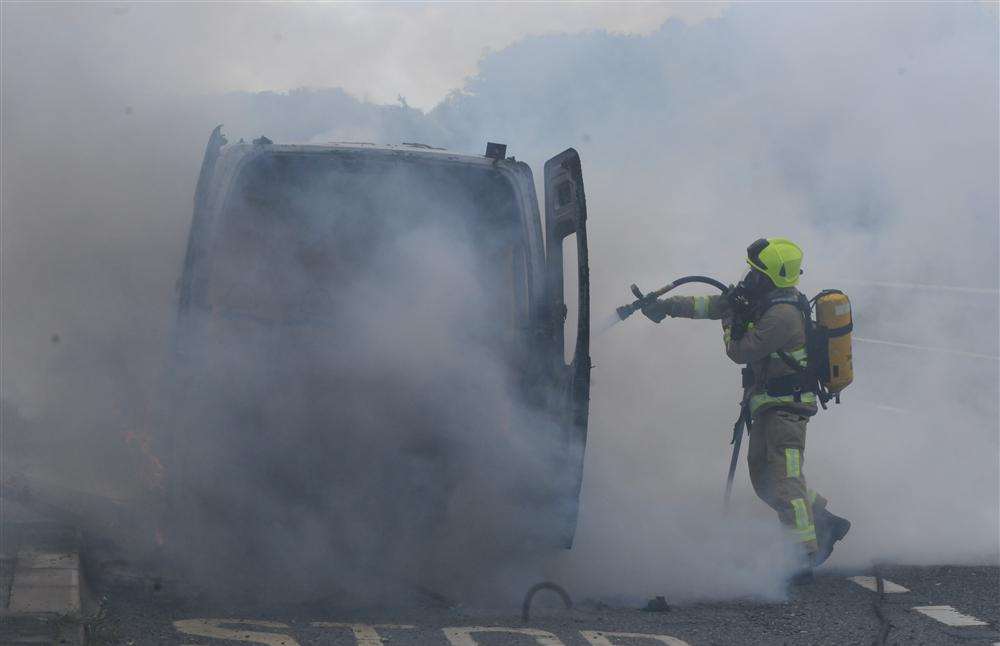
[167,129,590,575]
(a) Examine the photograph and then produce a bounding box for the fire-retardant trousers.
[748,407,828,555]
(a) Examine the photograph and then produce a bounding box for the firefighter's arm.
[643,294,730,323]
[723,305,793,364]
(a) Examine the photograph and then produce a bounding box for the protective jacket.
[645,287,818,418]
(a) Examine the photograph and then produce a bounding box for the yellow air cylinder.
[815,291,853,393]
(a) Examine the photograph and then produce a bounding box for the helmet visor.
[746,237,769,273]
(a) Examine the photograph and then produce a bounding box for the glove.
[641,298,670,323]
[724,316,751,343]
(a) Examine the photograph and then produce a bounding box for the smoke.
[161,157,575,600]
[2,2,997,605]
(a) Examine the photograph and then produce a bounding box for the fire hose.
[614,275,729,322]
[615,275,754,508]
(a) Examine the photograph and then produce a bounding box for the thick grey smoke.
[163,158,570,600]
[2,2,997,604]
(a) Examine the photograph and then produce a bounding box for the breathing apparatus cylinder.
[813,290,853,394]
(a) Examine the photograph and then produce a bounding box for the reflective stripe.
[790,498,816,543]
[752,344,815,414]
[791,498,810,528]
[785,448,801,478]
[770,345,808,365]
[792,526,818,543]
[724,321,753,347]
[693,296,709,318]
[749,390,817,415]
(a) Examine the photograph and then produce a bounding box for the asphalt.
[3,488,997,645]
[77,563,997,645]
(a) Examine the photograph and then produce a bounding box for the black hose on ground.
[521,581,572,623]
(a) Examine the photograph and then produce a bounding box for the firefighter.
[641,238,851,583]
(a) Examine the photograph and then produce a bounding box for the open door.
[166,125,227,534]
[543,148,591,547]
[177,125,227,316]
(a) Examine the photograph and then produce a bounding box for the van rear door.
[543,148,591,546]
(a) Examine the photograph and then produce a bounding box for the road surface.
[82,563,998,645]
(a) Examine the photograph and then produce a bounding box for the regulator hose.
[616,275,729,321]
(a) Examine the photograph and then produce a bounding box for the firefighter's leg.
[759,408,818,555]
[747,417,772,504]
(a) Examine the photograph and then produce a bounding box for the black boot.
[813,507,851,567]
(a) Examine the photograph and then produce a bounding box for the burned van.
[166,128,590,578]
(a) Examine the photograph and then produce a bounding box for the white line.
[581,630,692,645]
[872,404,910,414]
[854,337,1000,361]
[311,623,415,646]
[848,576,909,593]
[912,606,989,627]
[8,549,82,615]
[853,400,913,415]
[834,278,999,295]
[443,627,566,646]
[174,620,300,646]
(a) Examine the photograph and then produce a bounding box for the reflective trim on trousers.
[785,448,801,478]
[792,526,818,543]
[790,497,816,543]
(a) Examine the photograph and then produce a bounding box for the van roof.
[219,141,504,168]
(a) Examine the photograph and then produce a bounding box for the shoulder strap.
[752,291,798,322]
[775,292,813,374]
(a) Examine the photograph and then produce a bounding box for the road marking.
[443,626,566,646]
[848,576,909,593]
[874,404,908,414]
[174,619,300,646]
[581,630,692,645]
[311,623,415,645]
[8,549,82,615]
[854,337,999,361]
[912,606,989,627]
[833,278,999,295]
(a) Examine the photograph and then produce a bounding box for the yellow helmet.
[746,238,803,288]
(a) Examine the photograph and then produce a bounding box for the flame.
[122,429,165,491]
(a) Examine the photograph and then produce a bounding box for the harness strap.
[776,349,806,373]
[765,372,818,399]
[827,321,853,337]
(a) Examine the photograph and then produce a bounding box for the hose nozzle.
[616,303,638,321]
[616,283,655,321]
[613,275,729,324]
